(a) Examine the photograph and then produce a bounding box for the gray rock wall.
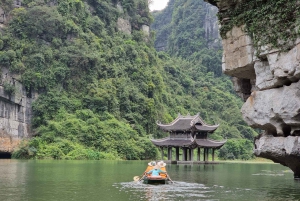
[0,68,36,153]
[203,3,220,49]
[116,2,149,36]
[204,0,300,178]
[152,1,220,52]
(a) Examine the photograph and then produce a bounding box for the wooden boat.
[143,175,169,184]
[141,165,169,185]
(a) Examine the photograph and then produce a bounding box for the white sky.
[149,0,169,11]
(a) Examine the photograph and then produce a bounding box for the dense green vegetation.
[217,0,300,53]
[5,0,160,160]
[152,0,257,160]
[1,0,258,160]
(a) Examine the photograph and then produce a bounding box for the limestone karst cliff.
[204,0,300,178]
[1,0,258,160]
[0,0,152,157]
[0,1,35,156]
[151,0,220,52]
[0,68,35,155]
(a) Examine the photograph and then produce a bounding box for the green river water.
[1,159,300,201]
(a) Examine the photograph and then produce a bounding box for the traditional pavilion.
[151,113,226,162]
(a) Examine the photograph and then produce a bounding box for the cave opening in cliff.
[282,125,292,137]
[237,78,252,101]
[0,152,12,159]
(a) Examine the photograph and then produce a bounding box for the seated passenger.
[147,165,166,177]
[157,161,166,169]
[144,161,156,174]
[157,161,167,178]
[148,161,156,167]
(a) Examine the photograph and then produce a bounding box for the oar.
[166,173,174,183]
[133,176,140,182]
[138,174,147,182]
[133,173,147,182]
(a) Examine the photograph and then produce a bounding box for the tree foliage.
[6,0,258,160]
[217,0,300,53]
[151,0,258,159]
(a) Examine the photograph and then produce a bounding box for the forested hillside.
[151,0,258,159]
[0,0,257,160]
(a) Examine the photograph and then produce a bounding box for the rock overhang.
[204,0,300,178]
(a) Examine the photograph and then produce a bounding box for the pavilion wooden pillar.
[203,148,207,162]
[161,147,164,160]
[168,147,172,161]
[182,148,187,161]
[187,148,191,161]
[197,147,201,161]
[212,149,215,161]
[206,148,209,161]
[185,148,188,161]
[176,147,180,161]
[191,149,194,161]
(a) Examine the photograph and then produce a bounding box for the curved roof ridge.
[150,136,194,147]
[195,124,220,132]
[156,113,199,130]
[156,113,220,132]
[201,124,220,128]
[156,113,198,127]
[190,113,201,126]
[193,112,218,127]
[150,137,170,142]
[194,138,227,148]
[207,138,227,143]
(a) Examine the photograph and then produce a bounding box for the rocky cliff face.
[203,3,219,49]
[151,0,220,52]
[204,0,300,178]
[0,1,36,155]
[0,68,35,155]
[0,0,151,156]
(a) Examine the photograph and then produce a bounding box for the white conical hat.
[148,161,156,166]
[153,165,161,169]
[157,161,166,167]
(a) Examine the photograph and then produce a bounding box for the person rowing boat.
[146,165,166,177]
[134,160,172,184]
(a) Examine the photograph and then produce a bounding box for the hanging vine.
[217,0,300,53]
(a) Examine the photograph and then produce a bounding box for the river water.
[1,159,300,201]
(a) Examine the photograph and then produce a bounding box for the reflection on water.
[1,160,300,201]
[252,169,287,176]
[116,181,263,201]
[115,164,300,201]
[116,181,211,201]
[0,160,27,201]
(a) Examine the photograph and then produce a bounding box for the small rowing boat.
[134,161,172,185]
[143,175,169,184]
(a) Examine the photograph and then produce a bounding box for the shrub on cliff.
[6,0,258,160]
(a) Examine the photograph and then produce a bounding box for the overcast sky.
[149,0,169,11]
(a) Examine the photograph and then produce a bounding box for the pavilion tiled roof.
[195,125,219,132]
[156,113,219,132]
[195,139,227,148]
[151,137,194,147]
[153,113,226,149]
[156,114,197,131]
[151,137,226,149]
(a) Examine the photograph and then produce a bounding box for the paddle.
[138,173,147,182]
[133,173,147,182]
[133,176,140,182]
[166,173,174,184]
